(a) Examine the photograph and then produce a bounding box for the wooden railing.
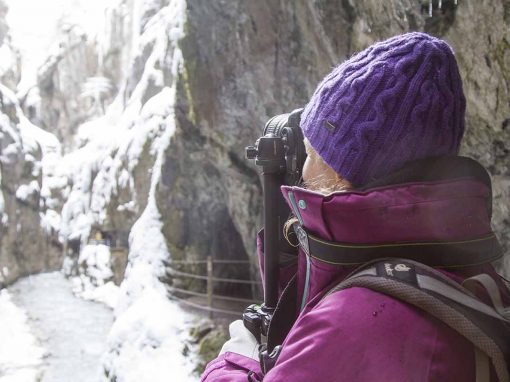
[164,257,262,318]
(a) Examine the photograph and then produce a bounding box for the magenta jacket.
[201,162,507,381]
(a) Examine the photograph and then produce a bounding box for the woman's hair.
[302,139,352,194]
[283,139,352,245]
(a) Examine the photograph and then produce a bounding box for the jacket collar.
[282,157,494,245]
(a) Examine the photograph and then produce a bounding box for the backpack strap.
[463,274,510,320]
[322,258,510,382]
[475,347,491,382]
[294,224,503,268]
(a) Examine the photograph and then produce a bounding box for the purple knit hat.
[301,32,466,187]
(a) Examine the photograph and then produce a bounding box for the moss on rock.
[190,323,228,375]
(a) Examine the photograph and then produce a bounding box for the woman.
[201,32,509,381]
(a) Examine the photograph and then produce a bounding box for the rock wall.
[31,27,100,150]
[0,1,62,286]
[13,0,508,288]
[0,85,62,286]
[447,1,510,273]
[157,0,510,278]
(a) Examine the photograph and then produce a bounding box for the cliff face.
[156,0,509,277]
[0,1,62,286]
[446,1,510,272]
[10,0,508,287]
[156,0,351,284]
[29,27,101,150]
[0,85,62,286]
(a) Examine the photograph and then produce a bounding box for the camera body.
[245,108,307,295]
[243,108,306,349]
[246,108,306,186]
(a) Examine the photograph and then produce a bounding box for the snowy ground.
[0,288,44,381]
[0,270,201,382]
[4,272,113,382]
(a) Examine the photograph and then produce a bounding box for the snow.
[105,289,197,382]
[15,180,39,201]
[0,84,47,226]
[7,272,114,382]
[79,244,114,283]
[77,281,121,310]
[40,209,60,235]
[0,83,62,232]
[71,244,120,309]
[99,1,200,380]
[0,289,45,381]
[56,0,185,244]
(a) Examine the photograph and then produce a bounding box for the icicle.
[454,0,458,5]
[439,0,442,9]
[429,0,433,17]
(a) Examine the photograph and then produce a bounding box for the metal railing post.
[207,256,213,319]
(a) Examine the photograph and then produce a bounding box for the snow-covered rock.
[0,83,62,286]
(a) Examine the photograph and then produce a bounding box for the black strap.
[294,224,503,268]
[267,274,297,352]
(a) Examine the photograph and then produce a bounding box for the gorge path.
[8,272,113,382]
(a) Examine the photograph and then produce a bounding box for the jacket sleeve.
[263,287,481,382]
[200,352,262,382]
[200,320,263,382]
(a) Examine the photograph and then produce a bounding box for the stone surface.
[9,0,509,287]
[189,321,227,375]
[110,248,128,286]
[0,4,62,286]
[32,27,100,150]
[0,86,62,286]
[156,0,510,280]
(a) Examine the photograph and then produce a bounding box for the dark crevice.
[423,0,458,36]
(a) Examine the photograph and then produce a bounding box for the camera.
[245,108,306,187]
[245,108,307,282]
[242,108,306,352]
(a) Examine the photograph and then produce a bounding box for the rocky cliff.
[0,0,62,287]
[0,84,62,286]
[32,26,100,149]
[158,0,510,278]
[6,0,508,288]
[21,0,508,287]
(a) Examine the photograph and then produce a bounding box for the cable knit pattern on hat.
[301,32,466,186]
